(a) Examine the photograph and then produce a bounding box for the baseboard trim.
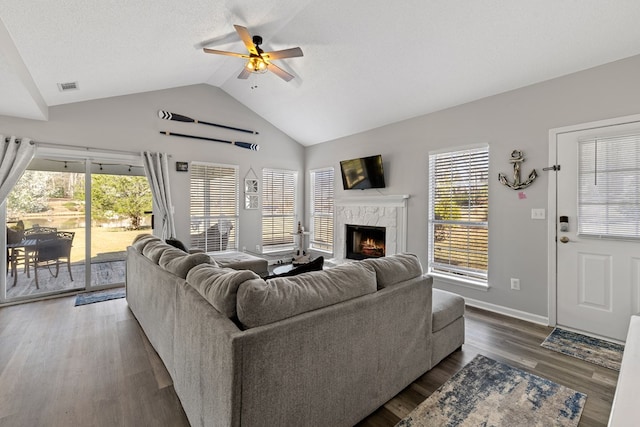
[464,297,549,326]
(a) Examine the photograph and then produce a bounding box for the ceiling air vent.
[57,81,79,92]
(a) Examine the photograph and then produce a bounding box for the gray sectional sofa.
[126,234,464,427]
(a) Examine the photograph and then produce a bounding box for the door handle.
[559,236,570,244]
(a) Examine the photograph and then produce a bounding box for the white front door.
[556,122,640,341]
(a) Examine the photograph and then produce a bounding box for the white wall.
[305,54,640,319]
[0,84,305,252]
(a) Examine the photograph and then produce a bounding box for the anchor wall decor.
[498,149,538,190]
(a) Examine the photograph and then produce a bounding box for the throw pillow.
[165,238,189,253]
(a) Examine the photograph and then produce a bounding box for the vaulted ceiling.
[2,1,640,145]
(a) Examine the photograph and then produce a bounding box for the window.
[578,133,640,239]
[310,167,334,252]
[190,162,238,252]
[428,145,489,284]
[262,168,297,252]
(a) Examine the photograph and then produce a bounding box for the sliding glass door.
[89,171,151,288]
[2,150,149,303]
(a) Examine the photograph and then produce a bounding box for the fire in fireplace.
[345,225,386,260]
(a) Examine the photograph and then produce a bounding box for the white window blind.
[578,133,640,239]
[310,167,334,252]
[428,145,489,283]
[190,162,238,252]
[262,168,297,251]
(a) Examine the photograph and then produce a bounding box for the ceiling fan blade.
[237,67,251,79]
[266,63,295,82]
[203,48,249,59]
[263,47,303,60]
[234,25,258,55]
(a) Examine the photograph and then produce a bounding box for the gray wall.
[305,54,640,318]
[0,84,305,253]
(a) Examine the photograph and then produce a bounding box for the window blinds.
[262,168,297,250]
[189,163,238,251]
[310,167,334,252]
[578,133,640,239]
[428,146,489,282]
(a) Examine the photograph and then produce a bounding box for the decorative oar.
[158,110,259,135]
[160,131,259,151]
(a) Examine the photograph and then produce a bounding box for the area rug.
[541,328,624,371]
[74,287,126,306]
[396,354,586,427]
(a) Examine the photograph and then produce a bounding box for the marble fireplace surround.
[334,195,410,260]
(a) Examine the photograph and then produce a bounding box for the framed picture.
[245,194,259,210]
[176,161,189,172]
[245,178,259,193]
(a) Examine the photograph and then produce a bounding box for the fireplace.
[334,194,409,261]
[346,225,386,260]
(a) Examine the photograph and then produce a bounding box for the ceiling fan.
[203,25,303,82]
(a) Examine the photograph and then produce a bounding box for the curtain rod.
[4,137,151,157]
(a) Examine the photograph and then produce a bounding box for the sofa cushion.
[432,289,465,332]
[237,262,377,329]
[362,253,423,289]
[142,240,172,264]
[186,264,259,318]
[159,248,214,279]
[132,234,161,252]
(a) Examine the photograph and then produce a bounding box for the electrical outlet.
[510,278,520,290]
[242,246,246,252]
[255,244,260,252]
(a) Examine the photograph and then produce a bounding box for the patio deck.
[6,257,125,299]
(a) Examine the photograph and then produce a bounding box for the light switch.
[531,208,546,220]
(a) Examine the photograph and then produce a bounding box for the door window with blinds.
[190,162,238,252]
[428,145,489,284]
[578,133,640,239]
[262,168,297,252]
[310,167,334,252]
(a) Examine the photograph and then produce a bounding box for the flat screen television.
[340,154,386,190]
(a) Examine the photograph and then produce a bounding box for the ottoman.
[208,251,269,277]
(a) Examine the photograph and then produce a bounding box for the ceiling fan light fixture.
[203,25,301,81]
[246,57,268,73]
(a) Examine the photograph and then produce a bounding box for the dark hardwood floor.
[0,297,617,426]
[358,306,617,427]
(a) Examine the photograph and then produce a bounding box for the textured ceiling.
[2,1,640,145]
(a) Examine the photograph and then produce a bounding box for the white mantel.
[334,194,409,260]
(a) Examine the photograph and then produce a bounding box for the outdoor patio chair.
[30,230,73,289]
[15,226,58,284]
[191,222,233,252]
[6,222,24,285]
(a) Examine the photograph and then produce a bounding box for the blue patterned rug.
[541,328,624,371]
[74,288,126,306]
[396,355,586,427]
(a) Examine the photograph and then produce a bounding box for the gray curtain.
[0,136,36,204]
[142,151,176,239]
